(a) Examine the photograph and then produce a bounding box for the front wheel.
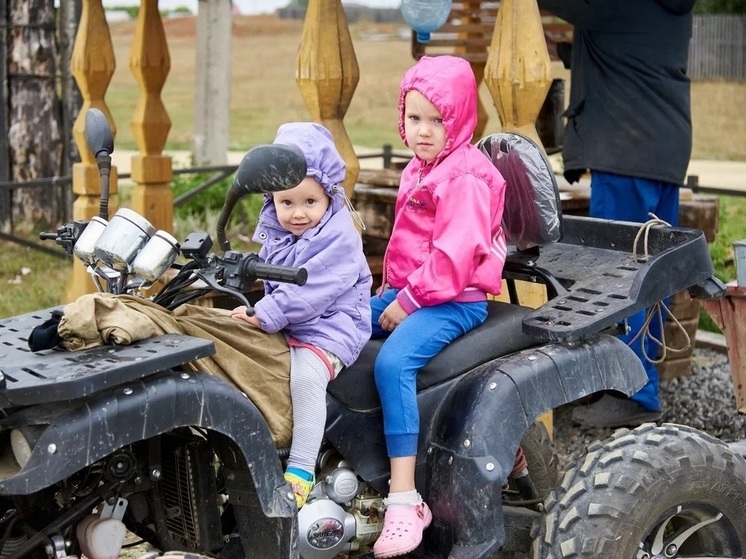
[533,423,746,558]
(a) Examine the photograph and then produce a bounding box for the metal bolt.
[463,439,471,448]
[150,468,161,481]
[180,372,190,380]
[528,355,536,361]
[427,447,432,455]
[486,463,495,471]
[47,444,57,454]
[123,387,133,395]
[489,382,497,391]
[665,544,678,556]
[287,492,295,501]
[448,456,453,465]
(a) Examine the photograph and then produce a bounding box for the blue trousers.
[590,170,680,411]
[371,289,487,457]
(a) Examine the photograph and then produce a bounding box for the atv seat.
[477,132,566,300]
[328,300,538,411]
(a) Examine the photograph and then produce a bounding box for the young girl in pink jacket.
[371,55,507,558]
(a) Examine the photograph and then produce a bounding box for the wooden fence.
[690,15,746,81]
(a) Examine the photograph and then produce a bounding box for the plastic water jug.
[401,0,452,44]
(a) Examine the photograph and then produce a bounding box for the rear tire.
[518,419,559,499]
[532,423,746,558]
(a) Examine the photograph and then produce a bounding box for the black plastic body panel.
[0,369,294,512]
[424,334,645,556]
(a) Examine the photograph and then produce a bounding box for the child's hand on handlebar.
[379,300,409,332]
[230,306,262,329]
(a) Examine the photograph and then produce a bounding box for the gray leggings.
[287,346,343,474]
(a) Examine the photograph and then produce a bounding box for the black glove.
[564,168,585,185]
[27,309,64,352]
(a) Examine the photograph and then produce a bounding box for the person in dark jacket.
[539,0,695,428]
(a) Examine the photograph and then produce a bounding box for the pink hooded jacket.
[385,55,507,314]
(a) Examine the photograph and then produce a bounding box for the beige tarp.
[58,293,292,447]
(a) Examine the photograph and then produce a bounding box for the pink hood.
[398,55,478,162]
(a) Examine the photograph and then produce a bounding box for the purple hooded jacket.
[251,122,372,367]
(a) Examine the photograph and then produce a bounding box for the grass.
[0,242,72,319]
[1,13,745,321]
[709,195,746,284]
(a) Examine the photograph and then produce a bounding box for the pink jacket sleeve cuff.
[396,288,421,315]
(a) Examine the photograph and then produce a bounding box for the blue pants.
[371,289,487,457]
[590,170,680,411]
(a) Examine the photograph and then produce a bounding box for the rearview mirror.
[230,143,307,197]
[84,108,114,157]
[217,143,308,251]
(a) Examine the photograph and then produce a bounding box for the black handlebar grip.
[245,260,308,286]
[39,232,59,240]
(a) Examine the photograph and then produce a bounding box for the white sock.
[384,489,421,509]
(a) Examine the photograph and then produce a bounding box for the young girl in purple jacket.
[230,122,372,509]
[371,56,508,558]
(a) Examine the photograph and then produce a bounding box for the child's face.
[272,176,330,236]
[403,89,447,163]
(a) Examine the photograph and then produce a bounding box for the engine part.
[323,467,360,505]
[298,498,356,559]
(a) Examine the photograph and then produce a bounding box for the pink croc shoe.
[373,502,432,558]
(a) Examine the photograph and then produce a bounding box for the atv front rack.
[0,308,215,407]
[515,216,721,342]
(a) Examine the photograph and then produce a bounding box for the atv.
[0,109,743,559]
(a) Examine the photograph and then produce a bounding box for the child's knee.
[374,350,405,382]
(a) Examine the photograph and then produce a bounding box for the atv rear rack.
[514,216,721,342]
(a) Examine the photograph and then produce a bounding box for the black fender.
[0,369,295,517]
[425,334,646,558]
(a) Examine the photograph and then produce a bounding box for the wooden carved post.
[128,0,173,232]
[65,0,118,302]
[296,0,360,199]
[484,0,551,148]
[457,1,489,140]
